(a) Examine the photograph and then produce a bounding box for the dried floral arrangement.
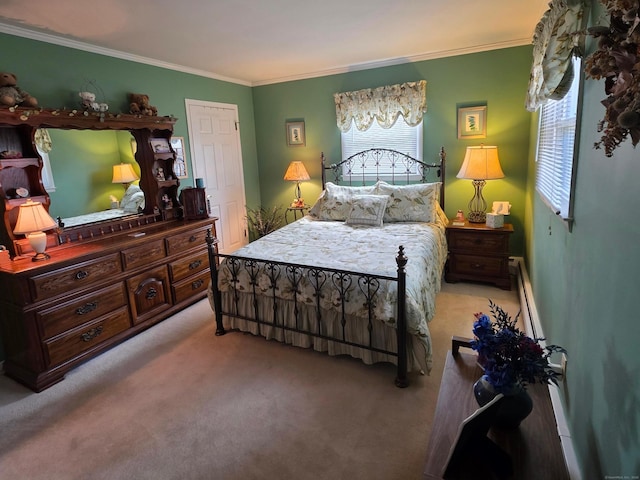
[584,0,640,157]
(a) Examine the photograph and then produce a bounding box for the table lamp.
[112,163,139,190]
[456,145,505,223]
[13,199,58,261]
[283,161,310,208]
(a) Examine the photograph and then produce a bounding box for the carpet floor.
[0,279,519,480]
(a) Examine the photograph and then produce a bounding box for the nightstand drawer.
[449,254,506,277]
[448,230,509,254]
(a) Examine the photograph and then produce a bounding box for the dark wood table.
[423,343,569,479]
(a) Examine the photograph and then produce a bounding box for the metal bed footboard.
[206,230,410,387]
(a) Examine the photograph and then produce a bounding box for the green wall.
[0,32,260,210]
[525,2,640,476]
[252,47,533,255]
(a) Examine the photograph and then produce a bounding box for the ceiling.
[0,0,548,86]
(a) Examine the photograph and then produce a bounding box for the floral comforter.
[216,214,448,371]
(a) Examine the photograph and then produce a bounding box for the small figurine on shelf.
[156,167,165,181]
[161,194,172,209]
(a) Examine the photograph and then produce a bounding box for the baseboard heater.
[513,257,582,480]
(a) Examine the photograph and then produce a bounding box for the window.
[535,56,581,225]
[340,119,423,179]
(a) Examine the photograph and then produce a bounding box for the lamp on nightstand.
[283,161,310,208]
[456,145,504,223]
[112,163,139,190]
[13,199,58,261]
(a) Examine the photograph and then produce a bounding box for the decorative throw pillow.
[376,181,441,223]
[309,182,378,221]
[123,191,145,213]
[345,194,389,227]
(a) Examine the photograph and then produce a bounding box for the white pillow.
[376,181,441,223]
[345,194,389,227]
[122,191,145,213]
[309,182,378,221]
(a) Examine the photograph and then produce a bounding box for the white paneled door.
[185,100,247,254]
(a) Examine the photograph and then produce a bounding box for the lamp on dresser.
[456,145,505,223]
[112,163,139,190]
[283,161,310,208]
[13,199,58,261]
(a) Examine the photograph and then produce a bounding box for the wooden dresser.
[0,217,216,392]
[445,221,513,290]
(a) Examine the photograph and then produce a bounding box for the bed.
[207,148,447,387]
[59,184,146,228]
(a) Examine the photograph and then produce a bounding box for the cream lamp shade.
[112,163,139,189]
[13,199,58,261]
[456,145,505,223]
[283,161,310,207]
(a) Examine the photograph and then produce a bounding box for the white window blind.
[536,56,580,221]
[341,120,423,178]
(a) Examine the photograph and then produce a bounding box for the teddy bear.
[0,72,38,108]
[79,91,108,113]
[129,93,157,116]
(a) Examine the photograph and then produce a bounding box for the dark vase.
[473,374,533,429]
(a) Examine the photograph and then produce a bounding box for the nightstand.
[445,221,513,290]
[284,205,309,224]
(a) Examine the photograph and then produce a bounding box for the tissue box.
[486,213,504,228]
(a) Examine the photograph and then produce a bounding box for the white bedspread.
[216,214,448,372]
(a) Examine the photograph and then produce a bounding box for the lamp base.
[31,251,51,262]
[467,211,487,223]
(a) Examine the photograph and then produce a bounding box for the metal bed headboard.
[320,147,446,209]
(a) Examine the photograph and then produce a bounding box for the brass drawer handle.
[472,263,483,269]
[192,279,204,290]
[189,259,202,270]
[75,270,89,280]
[76,301,98,315]
[189,235,197,242]
[146,287,158,299]
[81,326,103,342]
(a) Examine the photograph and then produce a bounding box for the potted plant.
[470,300,566,428]
[245,205,284,240]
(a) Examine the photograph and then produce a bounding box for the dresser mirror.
[42,129,142,226]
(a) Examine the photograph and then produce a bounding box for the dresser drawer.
[168,250,209,282]
[165,225,210,256]
[448,231,509,254]
[172,269,210,304]
[449,254,506,277]
[38,283,128,339]
[44,306,130,367]
[121,239,166,270]
[31,253,122,301]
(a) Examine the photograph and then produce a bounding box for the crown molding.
[252,38,533,86]
[0,22,251,87]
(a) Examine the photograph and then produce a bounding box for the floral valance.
[34,128,52,153]
[334,80,427,132]
[525,0,588,112]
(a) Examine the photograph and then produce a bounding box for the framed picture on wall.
[286,121,305,146]
[457,106,487,139]
[170,137,188,179]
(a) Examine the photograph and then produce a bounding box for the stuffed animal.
[79,91,108,113]
[0,72,38,108]
[79,91,99,111]
[129,93,157,116]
